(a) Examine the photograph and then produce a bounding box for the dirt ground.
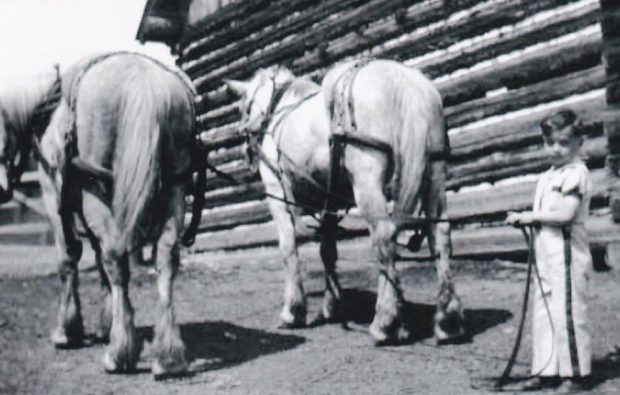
[2,241,620,394]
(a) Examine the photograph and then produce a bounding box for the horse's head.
[0,109,17,203]
[0,66,60,204]
[225,66,296,135]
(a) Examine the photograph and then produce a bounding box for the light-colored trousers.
[532,230,592,377]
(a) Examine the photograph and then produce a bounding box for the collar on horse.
[243,78,293,172]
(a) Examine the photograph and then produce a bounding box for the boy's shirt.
[533,159,592,261]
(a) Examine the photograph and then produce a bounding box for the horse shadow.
[138,321,305,374]
[308,288,512,345]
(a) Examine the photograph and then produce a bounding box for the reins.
[494,224,535,390]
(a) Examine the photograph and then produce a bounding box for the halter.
[240,75,294,172]
[1,65,63,191]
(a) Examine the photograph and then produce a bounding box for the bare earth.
[1,241,620,394]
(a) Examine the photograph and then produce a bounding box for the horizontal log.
[437,25,602,106]
[199,123,243,150]
[203,182,265,209]
[209,145,246,167]
[445,66,606,130]
[191,211,620,256]
[205,160,259,192]
[194,200,272,232]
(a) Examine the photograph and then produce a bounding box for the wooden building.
[135,0,620,260]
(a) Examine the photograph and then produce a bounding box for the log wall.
[177,0,618,256]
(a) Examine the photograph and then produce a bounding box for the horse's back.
[66,53,193,172]
[322,59,444,150]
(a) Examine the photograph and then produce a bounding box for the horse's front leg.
[263,170,306,328]
[352,174,402,344]
[423,160,464,343]
[40,167,84,348]
[151,184,187,379]
[317,213,343,323]
[82,192,140,372]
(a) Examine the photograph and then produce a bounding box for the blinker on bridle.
[240,75,282,136]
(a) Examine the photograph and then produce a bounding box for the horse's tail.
[393,72,445,217]
[113,66,166,251]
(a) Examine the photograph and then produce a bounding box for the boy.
[506,109,592,393]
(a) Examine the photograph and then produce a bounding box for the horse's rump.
[61,53,194,248]
[322,59,446,216]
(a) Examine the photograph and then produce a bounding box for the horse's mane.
[259,66,320,101]
[0,70,57,133]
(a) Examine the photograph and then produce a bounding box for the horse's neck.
[0,71,57,135]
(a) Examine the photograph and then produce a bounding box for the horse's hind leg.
[81,192,140,372]
[423,160,465,343]
[351,168,402,344]
[41,169,84,348]
[151,184,187,379]
[92,246,112,341]
[317,213,343,323]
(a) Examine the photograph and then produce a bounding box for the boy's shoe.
[556,378,587,394]
[509,376,560,391]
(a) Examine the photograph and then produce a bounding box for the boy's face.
[543,126,582,167]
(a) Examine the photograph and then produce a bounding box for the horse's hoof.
[152,359,189,381]
[434,327,468,346]
[369,322,393,347]
[51,328,82,349]
[102,350,137,373]
[278,309,306,329]
[103,351,120,373]
[277,320,306,330]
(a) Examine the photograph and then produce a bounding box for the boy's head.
[540,109,584,167]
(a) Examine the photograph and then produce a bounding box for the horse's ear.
[224,79,248,96]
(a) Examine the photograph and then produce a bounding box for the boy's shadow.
[309,288,512,344]
[586,348,620,391]
[138,321,305,373]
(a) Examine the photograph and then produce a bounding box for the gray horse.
[227,59,465,345]
[0,52,199,378]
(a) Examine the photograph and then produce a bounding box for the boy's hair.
[540,109,583,138]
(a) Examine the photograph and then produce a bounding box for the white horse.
[0,52,203,378]
[227,59,465,344]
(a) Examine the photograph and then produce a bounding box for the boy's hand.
[506,211,535,226]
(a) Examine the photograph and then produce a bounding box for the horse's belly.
[291,177,353,212]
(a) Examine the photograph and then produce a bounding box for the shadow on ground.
[588,349,620,391]
[308,288,512,344]
[138,321,305,374]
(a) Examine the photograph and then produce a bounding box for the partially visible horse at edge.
[226,59,465,345]
[0,52,204,378]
